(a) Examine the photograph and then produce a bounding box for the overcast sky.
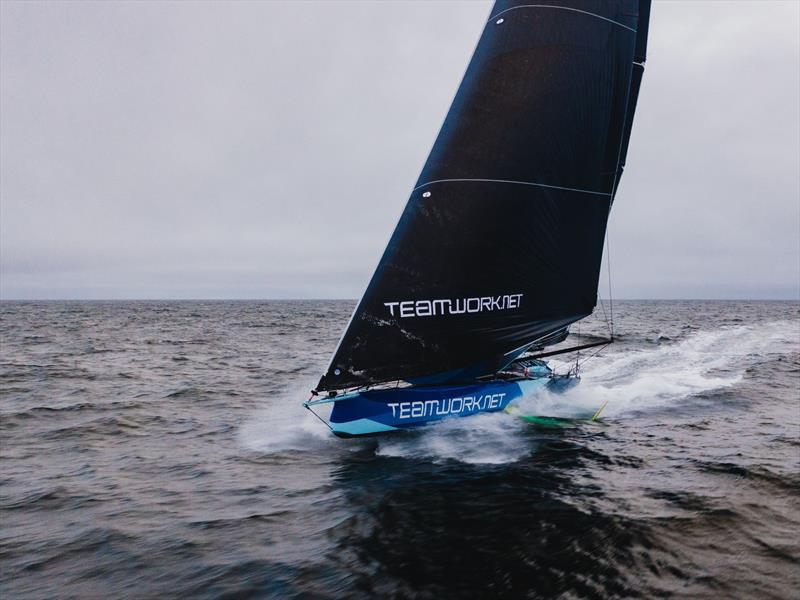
[1,1,798,300]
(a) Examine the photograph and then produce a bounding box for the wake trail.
[380,320,799,463]
[239,320,798,461]
[522,319,799,419]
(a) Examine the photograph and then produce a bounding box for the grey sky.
[1,0,798,300]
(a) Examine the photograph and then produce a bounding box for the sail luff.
[316,5,497,385]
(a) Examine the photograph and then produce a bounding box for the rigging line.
[304,402,334,432]
[575,341,610,369]
[488,5,637,33]
[606,233,614,338]
[604,52,642,337]
[412,178,611,197]
[598,293,610,338]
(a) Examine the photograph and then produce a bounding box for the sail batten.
[316,0,650,392]
[487,4,638,33]
[413,178,613,197]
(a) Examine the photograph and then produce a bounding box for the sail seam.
[488,5,636,33]
[413,178,611,197]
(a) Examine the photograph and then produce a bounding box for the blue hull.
[306,378,550,437]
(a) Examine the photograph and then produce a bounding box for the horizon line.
[1,297,798,302]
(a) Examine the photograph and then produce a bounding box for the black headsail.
[317,0,651,392]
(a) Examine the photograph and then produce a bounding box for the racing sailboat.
[306,0,651,436]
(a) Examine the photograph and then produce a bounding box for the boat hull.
[307,378,550,437]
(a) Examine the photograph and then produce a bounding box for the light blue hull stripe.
[330,418,399,436]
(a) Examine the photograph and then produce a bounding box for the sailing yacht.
[306,0,651,436]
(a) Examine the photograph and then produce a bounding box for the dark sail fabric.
[317,0,651,392]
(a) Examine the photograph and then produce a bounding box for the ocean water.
[1,300,798,598]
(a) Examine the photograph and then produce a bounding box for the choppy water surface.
[1,300,799,598]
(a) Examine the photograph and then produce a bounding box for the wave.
[238,384,334,454]
[532,319,800,419]
[240,321,799,463]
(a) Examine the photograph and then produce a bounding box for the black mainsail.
[317,0,651,392]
